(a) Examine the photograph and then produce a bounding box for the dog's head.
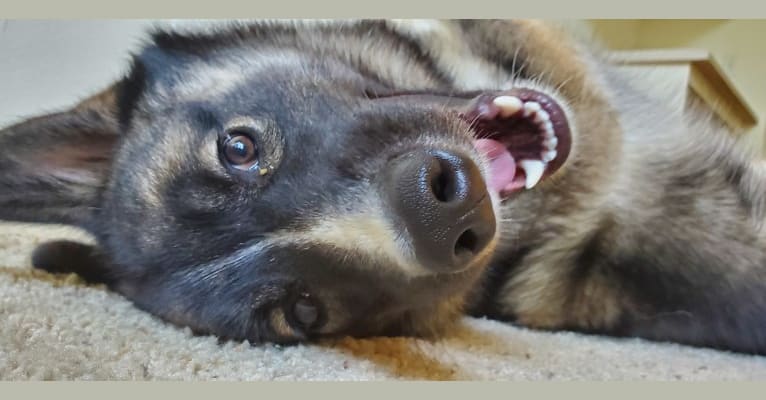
[0,20,619,343]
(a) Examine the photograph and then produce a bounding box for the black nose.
[383,149,496,273]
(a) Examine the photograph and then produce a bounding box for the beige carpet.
[2,222,766,380]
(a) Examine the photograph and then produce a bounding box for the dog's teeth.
[534,110,550,124]
[543,136,558,149]
[493,95,523,117]
[523,101,541,117]
[543,129,556,142]
[519,159,545,189]
[543,121,554,134]
[541,149,557,162]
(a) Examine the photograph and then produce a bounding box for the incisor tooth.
[534,110,550,123]
[519,159,545,189]
[493,95,523,117]
[523,101,541,116]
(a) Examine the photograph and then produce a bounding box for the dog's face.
[0,21,619,343]
[102,36,500,342]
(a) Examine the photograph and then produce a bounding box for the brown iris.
[222,132,259,170]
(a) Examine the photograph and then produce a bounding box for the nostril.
[429,158,456,202]
[454,228,479,258]
[384,148,495,273]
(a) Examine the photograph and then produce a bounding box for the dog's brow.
[185,102,221,131]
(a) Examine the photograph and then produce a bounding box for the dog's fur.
[2,19,766,354]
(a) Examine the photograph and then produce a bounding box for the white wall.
[589,19,766,153]
[0,20,154,127]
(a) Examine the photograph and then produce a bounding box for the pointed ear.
[0,84,122,228]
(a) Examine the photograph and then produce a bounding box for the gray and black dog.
[2,19,766,354]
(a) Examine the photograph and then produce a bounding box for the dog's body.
[2,19,766,354]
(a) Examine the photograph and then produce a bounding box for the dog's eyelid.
[224,116,271,135]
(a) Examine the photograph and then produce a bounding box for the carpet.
[2,222,766,380]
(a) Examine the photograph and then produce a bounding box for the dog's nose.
[384,149,496,273]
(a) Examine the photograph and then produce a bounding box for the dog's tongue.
[473,138,519,196]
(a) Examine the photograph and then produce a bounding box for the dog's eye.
[292,293,320,329]
[222,131,259,170]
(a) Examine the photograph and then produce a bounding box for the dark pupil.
[225,135,256,165]
[231,141,247,157]
[293,297,318,327]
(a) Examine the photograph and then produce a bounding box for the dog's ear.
[0,84,122,228]
[0,31,197,229]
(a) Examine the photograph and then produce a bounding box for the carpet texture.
[2,221,766,381]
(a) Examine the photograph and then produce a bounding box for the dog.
[2,19,766,354]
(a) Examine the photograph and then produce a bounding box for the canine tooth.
[534,110,550,124]
[541,150,557,162]
[519,159,545,189]
[493,95,523,117]
[523,101,541,116]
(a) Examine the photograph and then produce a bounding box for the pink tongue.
[473,138,517,195]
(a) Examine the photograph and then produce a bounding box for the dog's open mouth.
[460,88,572,199]
[368,87,572,200]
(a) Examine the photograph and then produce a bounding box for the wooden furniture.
[608,48,758,134]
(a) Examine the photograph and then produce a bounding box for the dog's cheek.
[109,270,245,339]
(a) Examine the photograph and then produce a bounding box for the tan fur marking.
[505,259,623,331]
[269,308,300,339]
[275,210,423,276]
